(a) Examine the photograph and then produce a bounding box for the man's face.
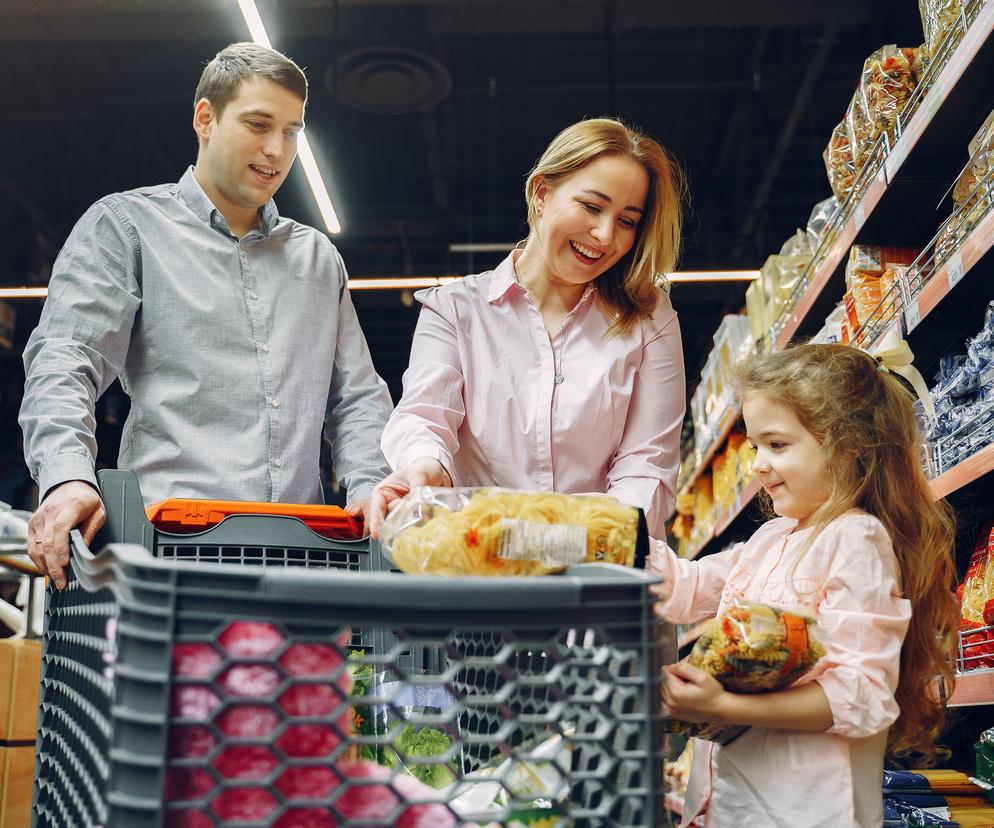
[195,76,304,214]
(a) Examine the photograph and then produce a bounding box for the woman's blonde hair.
[736,343,957,764]
[524,117,686,335]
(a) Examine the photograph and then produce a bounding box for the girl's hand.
[662,660,733,724]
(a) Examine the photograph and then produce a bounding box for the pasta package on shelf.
[687,475,715,551]
[670,490,696,557]
[936,114,994,262]
[844,245,919,332]
[859,46,923,145]
[825,117,858,201]
[919,0,965,57]
[664,602,825,745]
[379,487,649,577]
[807,195,841,253]
[847,90,874,174]
[956,522,994,671]
[770,231,814,323]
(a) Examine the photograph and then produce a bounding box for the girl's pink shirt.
[380,251,685,535]
[649,510,911,828]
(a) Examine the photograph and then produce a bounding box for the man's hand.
[368,458,452,539]
[28,480,105,590]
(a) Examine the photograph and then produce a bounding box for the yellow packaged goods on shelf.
[380,487,648,576]
[665,602,824,744]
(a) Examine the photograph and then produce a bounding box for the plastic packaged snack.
[380,487,648,576]
[665,602,824,744]
[860,46,922,144]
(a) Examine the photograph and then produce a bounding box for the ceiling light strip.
[234,0,342,234]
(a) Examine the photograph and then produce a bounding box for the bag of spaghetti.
[664,602,825,745]
[380,486,649,576]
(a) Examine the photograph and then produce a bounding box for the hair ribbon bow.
[868,329,935,423]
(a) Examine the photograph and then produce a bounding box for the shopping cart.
[32,470,675,827]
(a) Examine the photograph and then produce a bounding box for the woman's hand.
[662,660,733,724]
[368,458,452,539]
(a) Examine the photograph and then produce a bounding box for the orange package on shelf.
[145,499,364,540]
[956,522,994,672]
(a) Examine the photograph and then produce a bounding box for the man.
[20,43,393,588]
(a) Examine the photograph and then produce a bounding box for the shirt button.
[271,398,280,408]
[248,291,258,301]
[274,457,283,467]
[554,374,564,384]
[260,343,270,353]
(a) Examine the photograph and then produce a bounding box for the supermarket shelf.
[930,442,994,499]
[909,207,994,332]
[946,669,994,707]
[774,1,994,350]
[686,476,762,561]
[679,405,742,497]
[677,618,713,649]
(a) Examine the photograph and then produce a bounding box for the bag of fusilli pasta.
[379,487,648,576]
[665,601,825,744]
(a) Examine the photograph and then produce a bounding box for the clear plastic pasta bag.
[380,487,648,576]
[664,601,825,745]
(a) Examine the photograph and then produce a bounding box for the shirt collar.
[176,166,280,238]
[488,248,598,308]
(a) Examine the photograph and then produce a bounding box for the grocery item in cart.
[919,0,965,56]
[859,46,922,145]
[665,602,824,744]
[381,487,648,576]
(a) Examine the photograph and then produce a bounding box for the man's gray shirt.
[20,167,393,504]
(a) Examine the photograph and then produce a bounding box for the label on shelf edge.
[946,251,965,290]
[904,298,922,333]
[854,202,865,230]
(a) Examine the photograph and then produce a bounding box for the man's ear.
[193,97,215,143]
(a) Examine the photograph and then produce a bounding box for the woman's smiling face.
[529,153,649,289]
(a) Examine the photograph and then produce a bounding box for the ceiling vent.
[326,47,452,115]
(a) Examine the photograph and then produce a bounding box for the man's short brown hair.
[195,42,307,116]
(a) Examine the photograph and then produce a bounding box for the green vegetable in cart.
[383,722,459,788]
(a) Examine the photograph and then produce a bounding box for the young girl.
[651,343,958,828]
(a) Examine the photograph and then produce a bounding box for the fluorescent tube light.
[448,243,518,253]
[0,287,48,299]
[668,270,760,283]
[347,277,462,291]
[235,0,342,234]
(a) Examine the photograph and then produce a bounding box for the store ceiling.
[2,0,922,400]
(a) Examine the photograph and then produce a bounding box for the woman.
[369,117,686,538]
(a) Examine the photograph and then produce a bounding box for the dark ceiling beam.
[0,0,870,42]
[730,22,839,261]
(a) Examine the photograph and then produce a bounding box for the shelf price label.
[854,203,865,231]
[904,298,922,333]
[946,251,965,291]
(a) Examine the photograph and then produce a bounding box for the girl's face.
[742,393,831,530]
[529,154,649,289]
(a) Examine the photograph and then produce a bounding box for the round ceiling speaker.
[326,47,452,114]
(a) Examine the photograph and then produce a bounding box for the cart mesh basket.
[33,471,673,827]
